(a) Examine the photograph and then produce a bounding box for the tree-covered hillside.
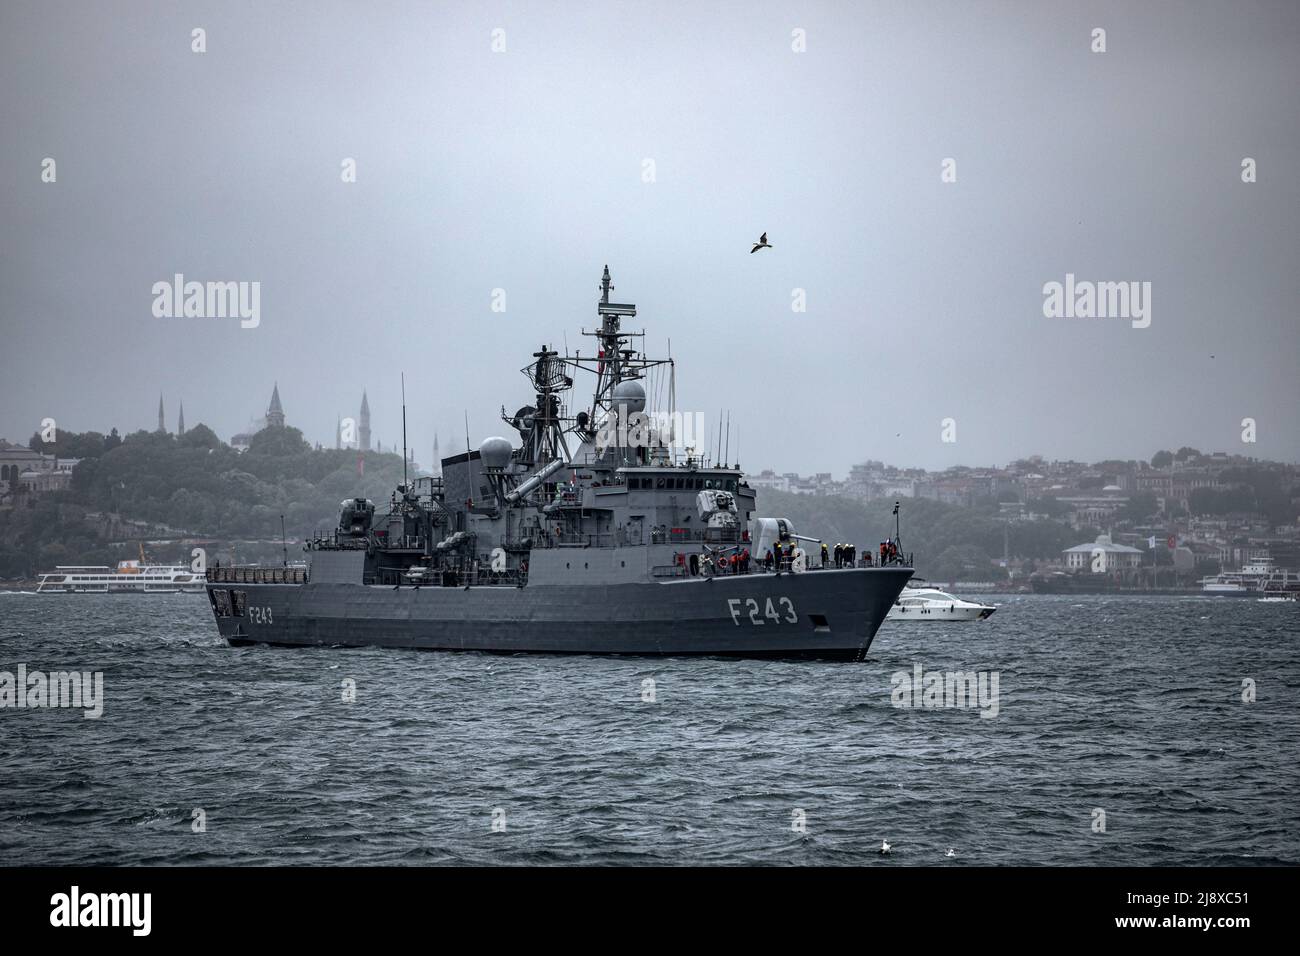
[0,425,410,578]
[755,489,1082,582]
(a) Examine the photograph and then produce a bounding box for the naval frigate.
[205,266,914,659]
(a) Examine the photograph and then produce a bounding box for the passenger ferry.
[36,560,203,593]
[1200,555,1300,596]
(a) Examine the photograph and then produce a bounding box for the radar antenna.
[562,266,673,455]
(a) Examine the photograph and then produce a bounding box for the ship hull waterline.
[207,566,913,661]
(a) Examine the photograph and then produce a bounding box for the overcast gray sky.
[2,0,1297,475]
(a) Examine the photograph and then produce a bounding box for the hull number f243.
[248,606,274,625]
[727,597,797,625]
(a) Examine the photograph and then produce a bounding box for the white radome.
[478,436,513,469]
[610,379,646,414]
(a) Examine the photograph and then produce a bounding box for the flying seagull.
[750,232,771,254]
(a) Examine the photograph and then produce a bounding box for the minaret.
[177,401,186,436]
[157,393,165,433]
[359,390,371,452]
[433,432,440,475]
[335,414,342,450]
[267,383,285,428]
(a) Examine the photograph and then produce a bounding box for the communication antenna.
[667,340,676,462]
[280,514,288,568]
[401,373,409,489]
[725,410,730,467]
[716,409,723,465]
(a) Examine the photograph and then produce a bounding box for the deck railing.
[206,567,307,584]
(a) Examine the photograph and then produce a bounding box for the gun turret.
[338,497,375,536]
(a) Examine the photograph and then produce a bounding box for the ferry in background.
[886,585,996,621]
[36,552,202,593]
[1200,555,1300,596]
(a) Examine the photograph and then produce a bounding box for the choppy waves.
[1,593,1297,865]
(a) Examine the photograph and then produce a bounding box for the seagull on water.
[879,840,892,855]
[750,232,772,254]
[945,848,957,858]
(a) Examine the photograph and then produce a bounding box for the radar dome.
[478,436,513,470]
[611,379,646,414]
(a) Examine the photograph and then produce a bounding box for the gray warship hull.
[207,565,912,660]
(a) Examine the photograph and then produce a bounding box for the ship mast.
[500,266,673,468]
[569,265,671,438]
[593,263,634,411]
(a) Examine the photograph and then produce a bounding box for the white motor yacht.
[886,586,996,621]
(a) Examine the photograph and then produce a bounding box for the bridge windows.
[626,472,736,492]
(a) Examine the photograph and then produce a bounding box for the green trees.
[929,544,1000,583]
[179,423,221,449]
[756,490,1078,581]
[29,429,113,459]
[1187,467,1299,526]
[1028,497,1070,518]
[247,425,310,457]
[0,424,410,577]
[1116,492,1158,522]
